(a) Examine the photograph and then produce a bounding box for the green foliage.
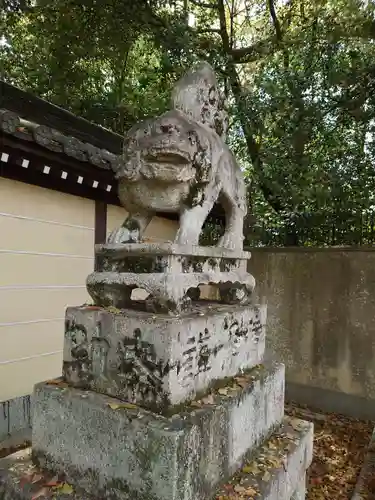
[2,0,375,246]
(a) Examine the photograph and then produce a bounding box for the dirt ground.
[285,402,374,499]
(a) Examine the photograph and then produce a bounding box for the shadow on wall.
[248,247,375,419]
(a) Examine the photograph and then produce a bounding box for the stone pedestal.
[0,243,313,500]
[87,243,255,313]
[31,362,284,500]
[63,303,266,410]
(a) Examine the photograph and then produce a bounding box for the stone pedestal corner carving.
[0,61,313,500]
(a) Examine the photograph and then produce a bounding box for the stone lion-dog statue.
[108,61,246,251]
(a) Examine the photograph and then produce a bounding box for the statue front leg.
[175,206,208,246]
[107,213,152,244]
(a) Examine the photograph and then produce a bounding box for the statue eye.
[189,134,197,145]
[160,124,171,134]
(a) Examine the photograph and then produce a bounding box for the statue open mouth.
[144,148,191,166]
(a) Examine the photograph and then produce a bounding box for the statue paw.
[107,227,139,244]
[218,234,237,251]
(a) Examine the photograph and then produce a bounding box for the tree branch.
[189,0,217,8]
[268,0,289,68]
[268,0,283,41]
[230,35,280,63]
[216,0,286,213]
[217,0,230,52]
[197,28,221,33]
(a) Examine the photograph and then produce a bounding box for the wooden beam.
[0,156,120,205]
[95,201,107,244]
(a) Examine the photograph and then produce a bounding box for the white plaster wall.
[0,178,94,401]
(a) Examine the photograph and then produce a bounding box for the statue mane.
[171,62,229,139]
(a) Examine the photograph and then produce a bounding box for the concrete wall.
[249,247,375,418]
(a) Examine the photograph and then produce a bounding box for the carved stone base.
[88,243,255,314]
[30,363,285,500]
[63,302,267,411]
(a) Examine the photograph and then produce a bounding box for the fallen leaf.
[108,402,137,410]
[267,458,282,468]
[31,487,49,499]
[243,486,258,496]
[202,394,215,405]
[46,379,66,386]
[267,441,278,450]
[262,471,271,482]
[223,483,234,491]
[190,401,201,408]
[44,476,59,487]
[31,473,43,484]
[285,402,373,500]
[106,306,122,314]
[55,483,73,495]
[218,388,228,396]
[242,464,260,475]
[233,484,246,493]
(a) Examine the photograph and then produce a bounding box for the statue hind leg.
[217,191,245,251]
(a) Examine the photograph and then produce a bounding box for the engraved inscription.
[116,328,173,406]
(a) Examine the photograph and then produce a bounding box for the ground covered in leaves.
[215,402,373,499]
[285,402,374,499]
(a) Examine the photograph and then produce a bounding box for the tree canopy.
[2,0,375,245]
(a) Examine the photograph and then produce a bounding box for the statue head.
[113,61,228,213]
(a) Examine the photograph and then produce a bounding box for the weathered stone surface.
[108,62,246,251]
[88,243,255,313]
[291,476,306,500]
[215,416,313,500]
[0,448,92,499]
[0,416,312,500]
[94,242,251,273]
[31,362,284,500]
[63,303,266,410]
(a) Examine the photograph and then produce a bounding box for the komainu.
[109,62,246,251]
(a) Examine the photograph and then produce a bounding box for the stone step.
[214,416,313,500]
[29,361,284,500]
[0,416,313,500]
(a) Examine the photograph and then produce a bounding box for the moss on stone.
[163,363,265,417]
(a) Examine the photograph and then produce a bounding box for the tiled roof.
[0,108,121,172]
